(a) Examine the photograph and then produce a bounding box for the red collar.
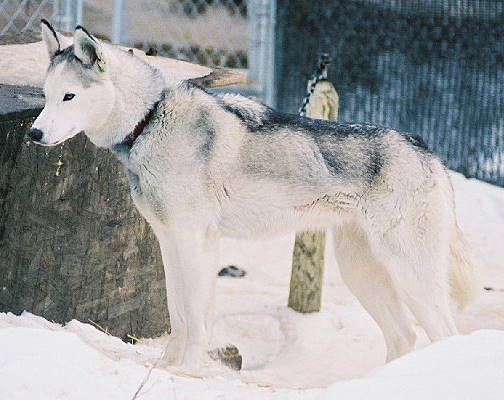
[121,100,160,148]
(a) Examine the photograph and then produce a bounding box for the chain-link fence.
[1,0,248,68]
[276,0,504,187]
[80,0,248,69]
[0,0,83,35]
[127,0,247,68]
[0,0,52,35]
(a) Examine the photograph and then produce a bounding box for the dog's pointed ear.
[41,19,71,59]
[74,25,106,71]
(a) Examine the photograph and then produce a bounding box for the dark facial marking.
[49,45,75,69]
[48,46,102,89]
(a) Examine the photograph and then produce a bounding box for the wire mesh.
[109,0,248,68]
[0,0,54,35]
[1,1,248,69]
[81,0,248,68]
[276,0,504,187]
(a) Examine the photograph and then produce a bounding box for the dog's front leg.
[155,223,219,369]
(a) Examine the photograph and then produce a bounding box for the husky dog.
[31,21,478,368]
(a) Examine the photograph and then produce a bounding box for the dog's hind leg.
[332,225,417,362]
[366,217,458,345]
[381,238,456,344]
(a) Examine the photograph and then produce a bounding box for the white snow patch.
[319,330,504,400]
[1,316,504,399]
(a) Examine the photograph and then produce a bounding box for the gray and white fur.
[31,21,479,368]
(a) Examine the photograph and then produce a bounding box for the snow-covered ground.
[1,171,503,399]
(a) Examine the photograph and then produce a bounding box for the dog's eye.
[63,93,75,101]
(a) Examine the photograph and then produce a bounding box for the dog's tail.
[448,224,480,309]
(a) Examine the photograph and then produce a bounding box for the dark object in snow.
[484,287,494,291]
[145,47,158,56]
[209,344,242,371]
[218,265,246,278]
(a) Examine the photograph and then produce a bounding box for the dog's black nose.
[29,128,43,142]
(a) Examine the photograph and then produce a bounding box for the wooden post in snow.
[288,79,339,313]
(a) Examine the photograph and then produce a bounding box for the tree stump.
[0,83,169,339]
[288,80,339,313]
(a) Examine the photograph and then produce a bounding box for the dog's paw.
[159,334,186,366]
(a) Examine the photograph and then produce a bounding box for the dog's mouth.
[36,130,84,146]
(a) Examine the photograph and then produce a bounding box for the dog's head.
[30,20,116,146]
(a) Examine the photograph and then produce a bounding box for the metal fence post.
[52,0,83,31]
[63,0,72,30]
[76,0,83,26]
[249,0,277,107]
[112,0,128,44]
[248,1,258,84]
[52,1,60,27]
